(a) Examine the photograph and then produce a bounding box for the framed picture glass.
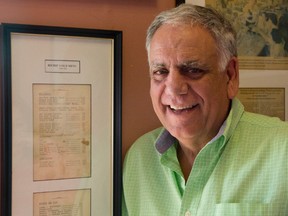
[0,23,122,216]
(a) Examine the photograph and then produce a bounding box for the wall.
[0,0,175,159]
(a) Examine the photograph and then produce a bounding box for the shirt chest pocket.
[214,203,288,216]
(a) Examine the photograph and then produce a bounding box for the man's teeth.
[169,104,196,110]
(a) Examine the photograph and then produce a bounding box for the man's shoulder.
[241,111,288,129]
[123,127,164,173]
[128,127,164,153]
[238,111,288,144]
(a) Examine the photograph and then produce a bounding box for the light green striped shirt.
[122,98,288,215]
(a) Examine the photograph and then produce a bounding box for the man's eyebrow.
[150,62,166,68]
[150,62,165,67]
[149,61,210,71]
[179,60,200,67]
[150,61,199,68]
[178,60,209,70]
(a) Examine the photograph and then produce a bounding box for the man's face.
[149,24,238,145]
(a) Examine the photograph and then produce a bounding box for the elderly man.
[122,4,288,216]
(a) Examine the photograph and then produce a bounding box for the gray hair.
[146,4,237,71]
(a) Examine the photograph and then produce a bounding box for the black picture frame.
[176,0,185,6]
[0,23,122,216]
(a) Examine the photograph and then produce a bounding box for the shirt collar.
[155,98,245,154]
[155,129,176,154]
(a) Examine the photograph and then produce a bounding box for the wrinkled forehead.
[148,22,217,51]
[148,24,220,71]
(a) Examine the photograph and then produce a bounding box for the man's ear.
[226,57,239,99]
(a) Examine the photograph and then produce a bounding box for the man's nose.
[165,71,189,96]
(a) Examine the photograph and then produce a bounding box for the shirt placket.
[179,137,225,216]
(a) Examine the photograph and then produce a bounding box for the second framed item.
[174,0,288,120]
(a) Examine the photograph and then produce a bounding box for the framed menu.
[0,23,122,216]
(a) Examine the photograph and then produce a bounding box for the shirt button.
[185,211,191,216]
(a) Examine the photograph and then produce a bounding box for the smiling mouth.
[169,104,198,112]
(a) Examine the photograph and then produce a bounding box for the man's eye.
[182,67,205,78]
[189,68,204,73]
[151,69,168,80]
[154,69,168,75]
